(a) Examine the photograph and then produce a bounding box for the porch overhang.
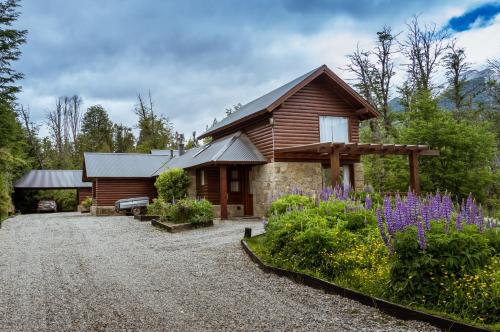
[275,142,439,194]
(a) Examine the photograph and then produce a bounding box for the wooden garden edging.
[241,237,491,332]
[151,219,214,233]
[134,215,158,222]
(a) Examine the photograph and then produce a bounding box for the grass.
[244,235,499,332]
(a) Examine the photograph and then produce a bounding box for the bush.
[155,168,190,202]
[82,197,92,210]
[148,198,213,224]
[268,194,314,216]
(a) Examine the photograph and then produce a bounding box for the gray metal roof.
[14,170,92,189]
[201,66,321,137]
[151,149,179,157]
[152,132,267,175]
[84,153,171,178]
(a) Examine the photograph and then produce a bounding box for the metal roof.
[151,149,179,157]
[84,153,171,178]
[200,66,321,138]
[14,170,92,189]
[152,132,267,175]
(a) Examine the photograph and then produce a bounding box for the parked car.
[37,199,57,213]
[115,197,149,216]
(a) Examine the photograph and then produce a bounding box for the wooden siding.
[94,178,157,206]
[78,187,92,204]
[244,119,273,160]
[273,77,361,151]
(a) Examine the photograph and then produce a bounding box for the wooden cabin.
[84,65,437,217]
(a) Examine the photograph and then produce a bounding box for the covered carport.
[13,170,92,212]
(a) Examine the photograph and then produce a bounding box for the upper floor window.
[319,116,349,143]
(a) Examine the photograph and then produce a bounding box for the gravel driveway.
[0,213,438,331]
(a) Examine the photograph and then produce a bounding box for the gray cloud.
[16,0,487,137]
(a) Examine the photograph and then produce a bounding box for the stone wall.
[212,204,245,218]
[250,162,323,217]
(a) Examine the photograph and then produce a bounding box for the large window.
[319,116,349,143]
[230,169,240,192]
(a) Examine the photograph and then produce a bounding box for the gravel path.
[0,213,438,331]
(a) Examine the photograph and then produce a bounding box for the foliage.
[148,197,213,224]
[267,194,314,216]
[254,193,499,328]
[79,105,114,153]
[81,197,92,210]
[154,168,190,201]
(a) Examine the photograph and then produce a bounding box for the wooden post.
[409,151,420,194]
[219,165,228,219]
[330,149,341,188]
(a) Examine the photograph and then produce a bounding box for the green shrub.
[155,168,190,202]
[149,197,213,224]
[82,197,92,210]
[34,189,77,212]
[389,222,497,323]
[268,194,314,216]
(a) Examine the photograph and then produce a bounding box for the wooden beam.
[330,149,341,188]
[219,165,228,219]
[409,151,420,194]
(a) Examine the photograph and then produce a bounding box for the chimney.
[179,143,185,156]
[177,133,185,156]
[170,149,174,158]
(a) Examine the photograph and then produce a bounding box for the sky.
[14,0,500,139]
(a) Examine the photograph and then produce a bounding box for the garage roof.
[14,170,92,189]
[84,153,171,178]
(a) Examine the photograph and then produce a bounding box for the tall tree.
[79,105,113,153]
[18,105,43,167]
[113,123,135,153]
[134,92,174,152]
[345,26,397,140]
[0,0,27,101]
[400,15,449,93]
[443,39,470,115]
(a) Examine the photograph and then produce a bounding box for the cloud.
[446,2,500,31]
[15,0,495,139]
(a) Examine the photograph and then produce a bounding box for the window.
[319,116,349,143]
[200,169,205,186]
[230,169,240,192]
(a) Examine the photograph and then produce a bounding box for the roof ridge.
[212,131,241,162]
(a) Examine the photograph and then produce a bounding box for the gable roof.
[83,153,171,178]
[152,131,267,175]
[199,64,378,139]
[14,170,92,189]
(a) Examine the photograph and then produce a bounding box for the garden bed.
[151,219,214,233]
[134,215,158,222]
[243,234,490,332]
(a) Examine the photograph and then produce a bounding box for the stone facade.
[250,162,323,217]
[212,204,245,218]
[353,162,364,191]
[90,205,125,216]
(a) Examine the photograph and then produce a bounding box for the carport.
[13,170,93,211]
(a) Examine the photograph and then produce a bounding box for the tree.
[154,168,190,201]
[0,0,27,101]
[134,92,174,153]
[79,105,113,153]
[400,91,496,204]
[400,15,449,93]
[18,105,43,167]
[345,26,397,140]
[113,123,135,153]
[443,39,470,114]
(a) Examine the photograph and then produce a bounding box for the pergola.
[275,142,439,194]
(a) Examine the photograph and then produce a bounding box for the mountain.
[389,68,499,112]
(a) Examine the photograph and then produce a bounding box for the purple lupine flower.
[417,217,427,250]
[376,207,389,247]
[314,194,319,207]
[456,211,463,231]
[421,205,431,230]
[365,194,372,210]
